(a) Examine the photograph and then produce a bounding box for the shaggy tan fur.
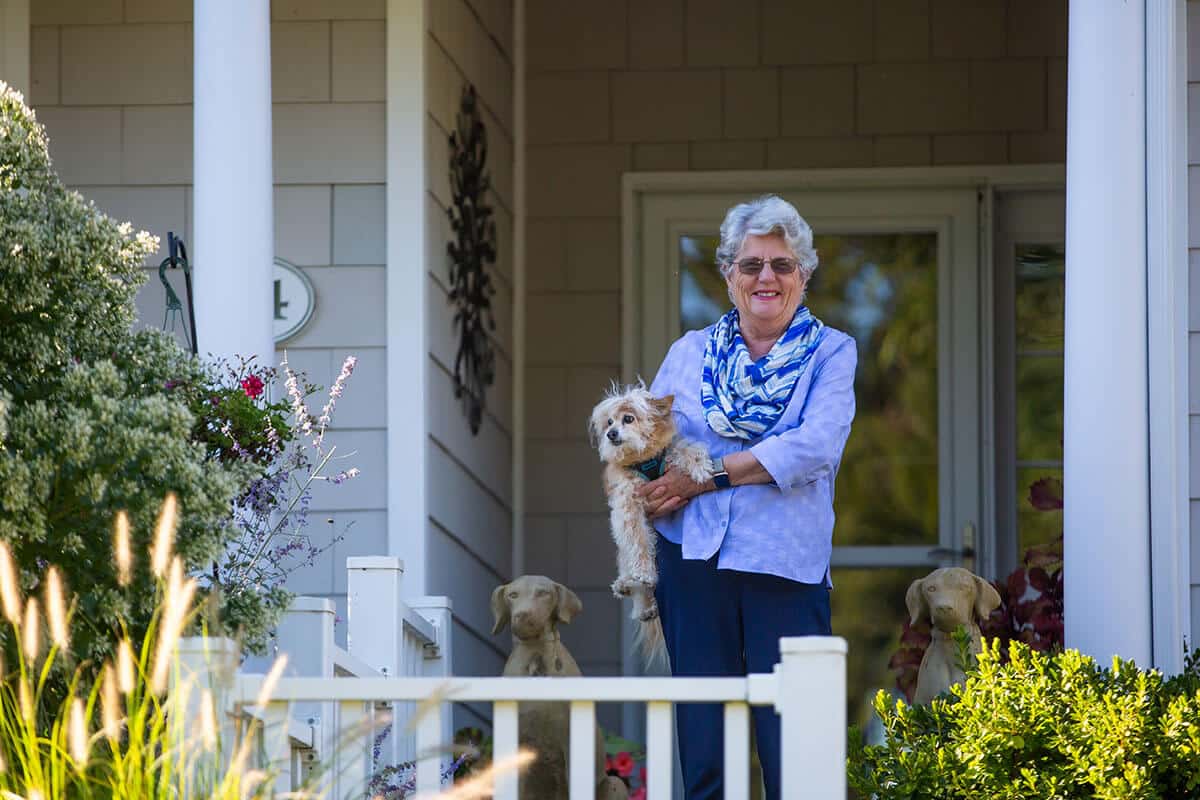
[492,576,628,800]
[588,384,713,663]
[906,567,1002,705]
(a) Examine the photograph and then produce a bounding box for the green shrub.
[0,82,253,670]
[848,640,1200,799]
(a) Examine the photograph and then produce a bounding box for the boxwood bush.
[848,639,1200,799]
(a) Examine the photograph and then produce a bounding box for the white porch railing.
[229,555,453,796]
[221,636,847,799]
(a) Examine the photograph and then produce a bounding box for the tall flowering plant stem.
[183,353,361,655]
[0,496,296,800]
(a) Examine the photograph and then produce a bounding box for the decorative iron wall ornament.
[446,84,498,435]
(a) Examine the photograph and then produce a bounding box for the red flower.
[639,766,646,785]
[604,756,614,774]
[630,788,646,800]
[241,374,265,399]
[614,752,634,778]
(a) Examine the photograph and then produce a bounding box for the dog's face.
[906,567,1002,633]
[491,575,582,640]
[588,385,676,466]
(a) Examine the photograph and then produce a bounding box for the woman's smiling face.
[725,232,807,336]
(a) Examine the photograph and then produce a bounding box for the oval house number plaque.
[273,258,316,343]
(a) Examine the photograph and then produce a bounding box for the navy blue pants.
[654,533,831,800]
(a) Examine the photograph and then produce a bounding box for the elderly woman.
[641,195,856,800]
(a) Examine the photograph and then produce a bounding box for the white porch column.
[1063,1,1152,663]
[193,0,274,363]
[0,0,29,97]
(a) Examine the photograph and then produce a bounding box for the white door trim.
[386,0,429,592]
[1145,0,1190,673]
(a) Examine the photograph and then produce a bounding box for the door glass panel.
[679,232,940,546]
[1015,356,1064,462]
[1015,245,1065,350]
[1013,242,1065,557]
[831,567,930,733]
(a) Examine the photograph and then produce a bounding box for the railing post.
[409,595,454,763]
[174,637,240,781]
[274,597,335,792]
[776,636,847,799]
[347,557,406,781]
[347,556,405,675]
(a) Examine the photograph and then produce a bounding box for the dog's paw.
[631,573,657,590]
[611,577,634,597]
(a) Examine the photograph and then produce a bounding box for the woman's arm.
[640,336,857,516]
[747,336,857,490]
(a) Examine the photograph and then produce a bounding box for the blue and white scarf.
[701,307,826,440]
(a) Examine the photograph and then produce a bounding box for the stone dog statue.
[905,567,1002,705]
[492,575,628,800]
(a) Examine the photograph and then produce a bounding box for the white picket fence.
[189,643,847,799]
[195,556,453,795]
[177,555,848,799]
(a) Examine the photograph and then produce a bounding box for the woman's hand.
[637,467,709,519]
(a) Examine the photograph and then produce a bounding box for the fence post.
[274,596,335,791]
[347,556,406,784]
[174,637,241,780]
[347,556,405,676]
[776,636,847,799]
[409,596,454,755]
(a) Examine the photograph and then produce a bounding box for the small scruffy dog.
[588,383,713,661]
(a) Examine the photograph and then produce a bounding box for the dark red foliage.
[1028,477,1064,511]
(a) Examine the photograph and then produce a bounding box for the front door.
[632,186,983,729]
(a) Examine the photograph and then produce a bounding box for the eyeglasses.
[729,257,801,276]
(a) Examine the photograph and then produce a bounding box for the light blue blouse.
[649,325,858,586]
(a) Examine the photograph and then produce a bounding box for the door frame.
[639,189,979,574]
[617,166,1065,732]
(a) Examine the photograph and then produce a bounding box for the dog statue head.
[491,575,583,640]
[588,383,676,467]
[905,567,1001,634]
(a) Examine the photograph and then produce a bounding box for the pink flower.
[614,752,634,778]
[241,374,265,399]
[639,766,646,785]
[604,756,614,774]
[630,788,646,800]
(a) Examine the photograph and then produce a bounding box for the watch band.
[711,456,731,489]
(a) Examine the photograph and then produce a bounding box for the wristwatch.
[710,456,731,489]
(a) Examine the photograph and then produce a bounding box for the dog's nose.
[606,428,619,442]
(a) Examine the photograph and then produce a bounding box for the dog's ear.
[554,583,583,626]
[972,575,1002,622]
[491,583,511,634]
[905,577,927,625]
[653,394,675,415]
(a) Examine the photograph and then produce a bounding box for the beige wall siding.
[523,0,1068,683]
[30,0,388,646]
[426,0,515,685]
[1188,0,1200,650]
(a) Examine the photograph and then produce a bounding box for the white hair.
[715,195,819,281]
